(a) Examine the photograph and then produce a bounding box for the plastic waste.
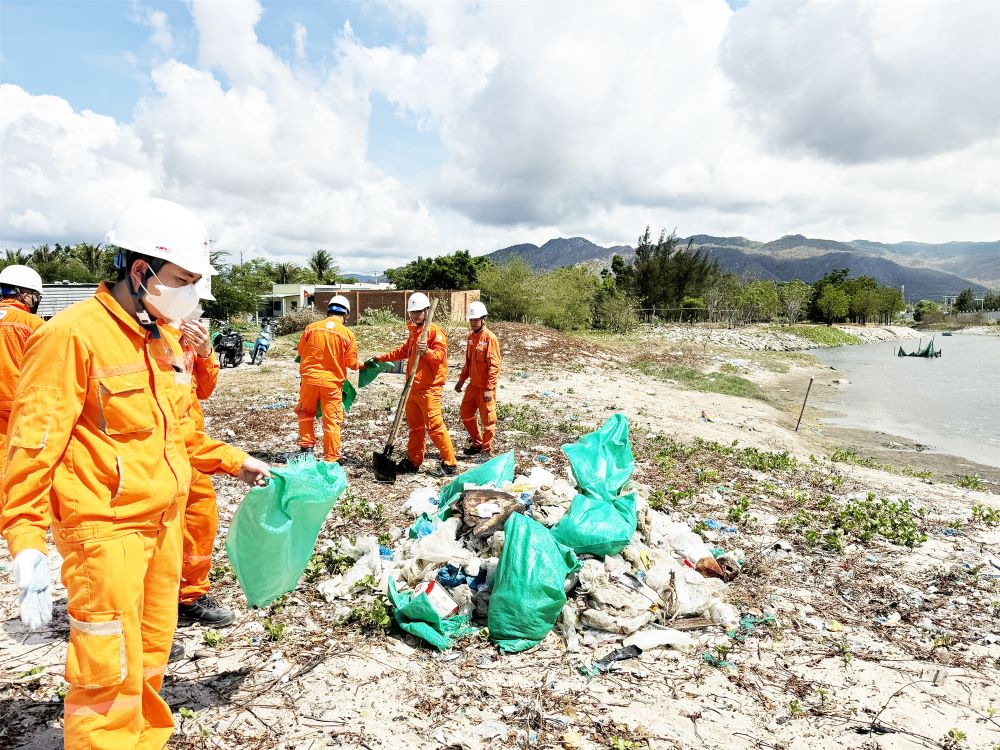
[594,644,642,672]
[358,360,394,388]
[387,579,478,651]
[404,487,439,517]
[317,537,382,600]
[488,513,580,652]
[624,626,694,650]
[342,380,357,413]
[438,451,516,517]
[551,491,637,558]
[561,413,635,502]
[226,456,347,607]
[557,603,581,652]
[414,580,459,617]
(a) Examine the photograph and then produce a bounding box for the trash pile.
[301,413,744,660]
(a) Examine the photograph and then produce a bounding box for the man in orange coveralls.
[296,294,359,463]
[0,198,270,750]
[455,301,501,457]
[0,265,45,475]
[162,277,238,627]
[372,292,457,476]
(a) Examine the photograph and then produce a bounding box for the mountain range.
[483,234,1000,301]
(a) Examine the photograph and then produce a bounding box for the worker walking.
[0,265,45,476]
[296,295,359,463]
[372,292,457,476]
[455,301,501,457]
[163,279,237,627]
[0,198,270,750]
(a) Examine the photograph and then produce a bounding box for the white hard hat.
[329,294,350,313]
[0,265,44,294]
[105,198,217,277]
[467,301,488,319]
[407,292,431,312]
[195,275,215,301]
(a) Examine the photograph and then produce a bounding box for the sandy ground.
[2,321,998,750]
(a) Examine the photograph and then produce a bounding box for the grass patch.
[958,475,988,492]
[784,326,862,347]
[830,448,933,480]
[633,361,765,399]
[780,491,927,549]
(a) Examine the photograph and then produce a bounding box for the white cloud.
[136,6,175,52]
[293,22,307,60]
[1,0,998,269]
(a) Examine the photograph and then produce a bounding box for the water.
[811,334,1000,468]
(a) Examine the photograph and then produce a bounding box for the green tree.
[477,258,537,321]
[72,243,114,279]
[704,274,744,325]
[849,287,879,325]
[385,250,487,290]
[780,280,813,324]
[593,279,639,333]
[631,226,719,317]
[809,268,850,321]
[739,280,780,323]
[2,249,29,266]
[535,266,598,330]
[308,250,339,284]
[912,299,940,322]
[953,288,975,312]
[271,262,305,284]
[816,286,850,325]
[205,258,274,319]
[982,290,1000,311]
[875,287,905,323]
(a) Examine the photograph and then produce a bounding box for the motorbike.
[213,324,245,368]
[250,320,272,365]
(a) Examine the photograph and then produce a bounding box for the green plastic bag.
[387,579,479,650]
[488,513,580,653]
[359,360,394,388]
[438,451,515,517]
[225,456,347,607]
[551,491,638,557]
[561,413,635,502]
[342,380,357,413]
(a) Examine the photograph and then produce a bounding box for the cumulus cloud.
[1,0,998,265]
[720,1,1000,163]
[136,6,175,52]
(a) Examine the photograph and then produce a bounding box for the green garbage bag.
[488,513,580,653]
[561,413,634,502]
[225,455,348,607]
[387,579,479,650]
[437,451,515,518]
[342,380,357,413]
[551,491,638,557]
[359,360,394,388]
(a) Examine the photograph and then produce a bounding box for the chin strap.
[124,265,160,338]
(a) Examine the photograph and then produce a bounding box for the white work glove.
[13,549,52,630]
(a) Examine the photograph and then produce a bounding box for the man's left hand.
[181,320,212,358]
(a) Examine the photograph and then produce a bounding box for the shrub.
[275,308,323,335]
[356,307,403,326]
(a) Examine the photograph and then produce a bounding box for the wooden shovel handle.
[384,298,438,451]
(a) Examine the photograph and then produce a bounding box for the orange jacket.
[458,327,501,391]
[0,300,44,420]
[297,317,359,388]
[161,325,220,432]
[0,284,245,558]
[378,321,448,390]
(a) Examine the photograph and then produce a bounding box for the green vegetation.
[263,617,286,641]
[479,258,600,330]
[830,448,933,480]
[971,504,1000,526]
[385,250,487,290]
[959,475,988,492]
[202,629,223,648]
[781,491,927,549]
[784,326,862,347]
[726,496,752,525]
[336,491,386,524]
[356,307,403,326]
[633,361,764,399]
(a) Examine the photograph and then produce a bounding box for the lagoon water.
[811,334,1000,468]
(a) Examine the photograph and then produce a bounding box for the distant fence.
[953,310,1000,322]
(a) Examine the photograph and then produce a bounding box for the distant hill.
[483,235,996,301]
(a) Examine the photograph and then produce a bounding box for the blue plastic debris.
[704,519,738,534]
[536,455,549,464]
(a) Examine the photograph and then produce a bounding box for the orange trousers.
[460,386,497,452]
[56,516,182,750]
[0,412,8,477]
[179,469,216,605]
[296,382,344,461]
[405,387,456,467]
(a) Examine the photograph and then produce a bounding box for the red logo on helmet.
[155,245,172,254]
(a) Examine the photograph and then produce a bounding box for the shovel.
[372,299,438,483]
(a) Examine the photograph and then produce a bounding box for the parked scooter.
[213,323,245,368]
[250,320,272,365]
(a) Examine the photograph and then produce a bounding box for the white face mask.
[166,304,204,330]
[142,269,201,323]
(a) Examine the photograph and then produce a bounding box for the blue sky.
[1,1,997,263]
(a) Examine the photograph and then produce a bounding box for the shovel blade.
[372,449,397,484]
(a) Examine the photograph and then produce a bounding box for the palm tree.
[30,243,59,265]
[3,249,29,264]
[308,250,338,284]
[73,243,110,277]
[272,262,301,284]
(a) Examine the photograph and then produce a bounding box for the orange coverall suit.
[458,327,501,453]
[377,321,456,467]
[296,316,359,461]
[162,326,223,605]
[0,299,44,475]
[0,284,248,750]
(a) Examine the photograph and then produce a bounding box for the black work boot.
[396,458,419,475]
[440,462,458,477]
[462,444,483,456]
[169,641,185,663]
[178,595,237,627]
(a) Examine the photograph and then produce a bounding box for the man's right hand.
[455,381,465,393]
[13,549,52,630]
